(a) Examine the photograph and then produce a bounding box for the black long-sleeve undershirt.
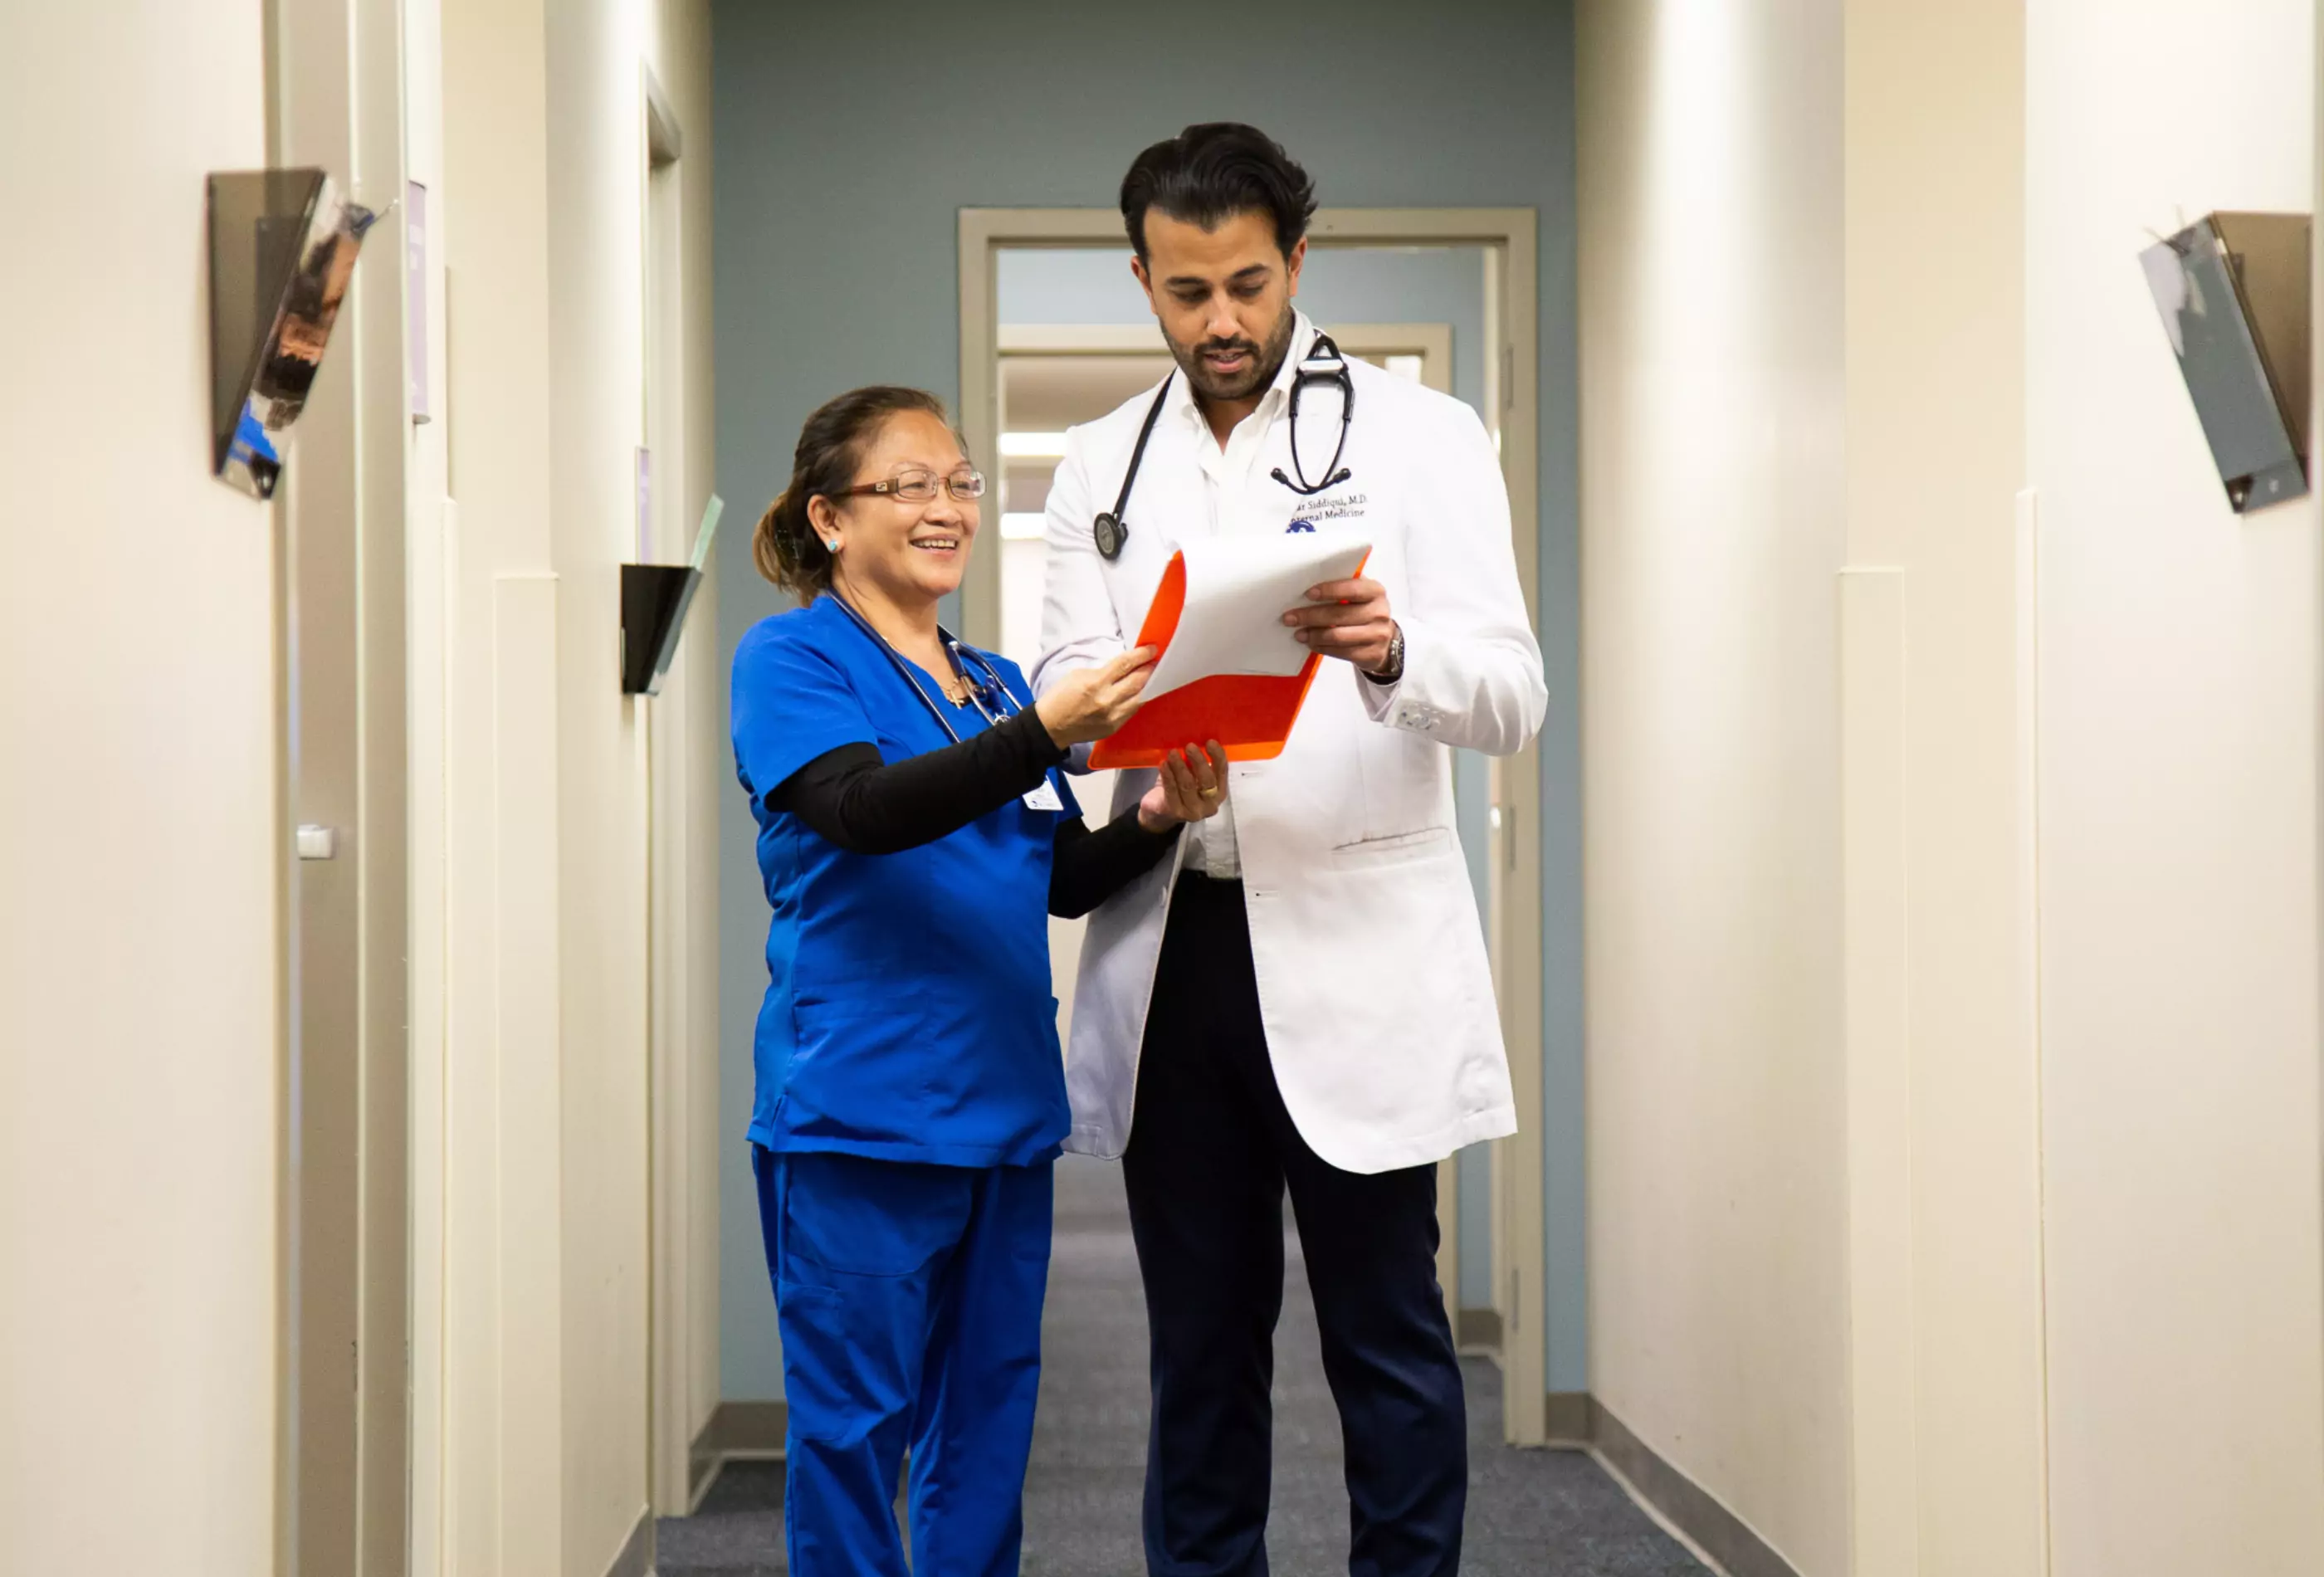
[767,708,1179,919]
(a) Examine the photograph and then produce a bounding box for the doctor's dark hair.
[1120,122,1318,261]
[753,385,953,597]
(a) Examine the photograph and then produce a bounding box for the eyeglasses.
[827,467,987,505]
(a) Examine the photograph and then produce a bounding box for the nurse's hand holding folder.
[727,385,1223,1577]
[1040,651,1233,832]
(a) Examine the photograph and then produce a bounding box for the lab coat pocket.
[781,1151,974,1277]
[1350,722,1449,844]
[1327,825,1456,867]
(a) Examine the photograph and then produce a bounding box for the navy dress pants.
[1121,872,1467,1577]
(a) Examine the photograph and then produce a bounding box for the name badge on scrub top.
[1022,778,1064,812]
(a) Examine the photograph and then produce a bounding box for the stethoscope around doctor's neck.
[1091,332,1356,564]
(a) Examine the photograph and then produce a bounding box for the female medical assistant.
[730,386,1224,1577]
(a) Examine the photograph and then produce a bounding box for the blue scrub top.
[730,593,1079,1169]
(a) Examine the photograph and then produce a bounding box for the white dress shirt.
[1169,344,1302,879]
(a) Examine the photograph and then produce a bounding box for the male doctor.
[1033,123,1547,1575]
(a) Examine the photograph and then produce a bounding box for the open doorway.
[962,212,1551,1440]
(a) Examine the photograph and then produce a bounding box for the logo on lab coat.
[1286,519,1316,533]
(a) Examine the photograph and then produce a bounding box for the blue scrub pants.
[754,1145,1054,1577]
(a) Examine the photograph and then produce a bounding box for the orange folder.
[1090,545,1370,769]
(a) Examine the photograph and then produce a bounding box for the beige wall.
[0,0,715,1567]
[437,0,565,1565]
[2029,1,2324,1572]
[1576,3,1852,1572]
[0,2,281,1573]
[426,0,720,1571]
[1583,0,2049,1570]
[544,0,656,1561]
[1587,0,2324,1572]
[1841,2,2048,1575]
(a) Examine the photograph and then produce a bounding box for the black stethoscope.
[1092,333,1356,563]
[825,591,1018,744]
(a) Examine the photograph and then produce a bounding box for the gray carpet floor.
[660,1155,1710,1576]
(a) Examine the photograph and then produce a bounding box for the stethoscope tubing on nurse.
[1091,333,1357,564]
[825,591,1017,743]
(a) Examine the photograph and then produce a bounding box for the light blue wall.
[711,0,1582,1403]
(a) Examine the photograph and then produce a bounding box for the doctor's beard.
[1164,301,1299,408]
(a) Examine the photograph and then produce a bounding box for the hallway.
[659,1157,1708,1575]
[33,4,2324,1574]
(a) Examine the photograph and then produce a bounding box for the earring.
[824,540,841,552]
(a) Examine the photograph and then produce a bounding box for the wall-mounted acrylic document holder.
[621,566,701,696]
[207,168,378,499]
[622,496,723,696]
[2141,212,2311,515]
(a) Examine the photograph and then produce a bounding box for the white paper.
[1140,535,1373,702]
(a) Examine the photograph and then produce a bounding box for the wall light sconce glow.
[1000,513,1046,540]
[998,432,1072,458]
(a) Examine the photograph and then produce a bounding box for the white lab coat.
[1032,315,1547,1175]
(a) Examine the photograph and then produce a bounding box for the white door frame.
[641,64,701,1520]
[958,207,1550,1442]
